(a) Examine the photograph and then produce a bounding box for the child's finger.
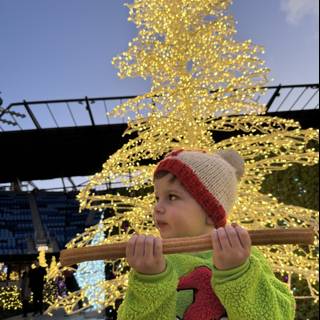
[235,226,251,249]
[154,237,163,258]
[135,235,146,257]
[126,235,138,259]
[217,227,232,250]
[144,236,155,257]
[211,228,222,251]
[225,225,242,249]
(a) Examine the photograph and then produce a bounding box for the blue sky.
[0,0,318,189]
[0,0,319,106]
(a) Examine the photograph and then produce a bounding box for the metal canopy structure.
[0,84,319,189]
[0,123,129,183]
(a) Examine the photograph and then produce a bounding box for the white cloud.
[281,0,319,25]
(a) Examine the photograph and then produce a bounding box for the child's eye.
[155,196,159,202]
[169,194,178,201]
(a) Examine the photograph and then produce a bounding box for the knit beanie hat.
[154,149,245,228]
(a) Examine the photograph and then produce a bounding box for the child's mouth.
[157,222,168,229]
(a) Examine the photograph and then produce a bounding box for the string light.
[45,0,318,313]
[38,248,48,268]
[0,286,22,310]
[0,272,6,282]
[9,271,19,281]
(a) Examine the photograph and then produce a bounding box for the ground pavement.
[6,309,105,320]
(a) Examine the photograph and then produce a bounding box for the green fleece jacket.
[117,248,295,320]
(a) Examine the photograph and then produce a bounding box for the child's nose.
[154,202,165,214]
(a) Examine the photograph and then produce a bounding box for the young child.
[117,149,296,320]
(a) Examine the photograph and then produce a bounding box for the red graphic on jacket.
[177,266,226,320]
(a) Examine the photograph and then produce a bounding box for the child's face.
[153,173,212,239]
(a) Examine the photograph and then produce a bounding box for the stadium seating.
[0,191,101,255]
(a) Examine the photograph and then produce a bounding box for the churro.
[60,228,314,266]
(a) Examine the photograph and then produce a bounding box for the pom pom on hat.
[215,149,245,181]
[154,149,244,228]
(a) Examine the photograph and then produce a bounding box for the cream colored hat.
[154,149,244,228]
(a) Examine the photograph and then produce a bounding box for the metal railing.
[0,84,318,132]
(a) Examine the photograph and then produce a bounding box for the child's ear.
[205,216,215,226]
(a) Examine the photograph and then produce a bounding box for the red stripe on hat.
[155,158,227,228]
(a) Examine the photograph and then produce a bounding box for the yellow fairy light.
[48,0,319,313]
[0,285,22,310]
[38,248,48,268]
[0,272,6,282]
[9,271,19,281]
[48,256,59,279]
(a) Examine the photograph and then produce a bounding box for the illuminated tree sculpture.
[38,249,48,268]
[75,219,106,312]
[46,0,318,314]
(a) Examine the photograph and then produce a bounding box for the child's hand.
[126,235,166,275]
[211,224,251,270]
